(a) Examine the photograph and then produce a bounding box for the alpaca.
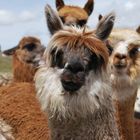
[2,36,45,83]
[35,5,120,140]
[0,37,50,139]
[109,35,140,140]
[53,0,94,26]
[0,82,50,140]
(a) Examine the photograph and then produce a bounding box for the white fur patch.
[135,89,140,112]
[115,41,128,55]
[35,67,110,119]
[0,118,14,140]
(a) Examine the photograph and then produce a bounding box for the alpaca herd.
[0,0,140,140]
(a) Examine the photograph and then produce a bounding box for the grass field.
[0,53,12,73]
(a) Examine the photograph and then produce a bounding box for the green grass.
[0,53,12,73]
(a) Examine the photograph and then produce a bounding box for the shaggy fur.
[109,36,140,140]
[3,36,45,82]
[0,83,50,140]
[35,5,119,140]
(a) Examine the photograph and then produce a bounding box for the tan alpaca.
[109,33,140,140]
[2,36,45,83]
[53,0,94,26]
[35,5,120,140]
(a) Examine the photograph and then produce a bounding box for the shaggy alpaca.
[0,83,50,140]
[109,36,140,140]
[3,36,45,83]
[35,5,120,140]
[52,0,94,26]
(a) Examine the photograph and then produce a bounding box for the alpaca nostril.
[115,54,126,60]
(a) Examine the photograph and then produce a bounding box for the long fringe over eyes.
[45,26,109,68]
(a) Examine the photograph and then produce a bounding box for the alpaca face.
[110,39,140,83]
[53,0,94,27]
[50,44,105,92]
[3,37,45,67]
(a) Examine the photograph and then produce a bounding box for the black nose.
[65,62,84,74]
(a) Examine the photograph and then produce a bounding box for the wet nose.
[64,62,84,74]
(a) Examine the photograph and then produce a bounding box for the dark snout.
[113,53,127,69]
[61,62,86,92]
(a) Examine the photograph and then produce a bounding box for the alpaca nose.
[64,62,84,74]
[115,53,126,60]
[113,53,127,68]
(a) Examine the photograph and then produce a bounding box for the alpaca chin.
[35,67,111,119]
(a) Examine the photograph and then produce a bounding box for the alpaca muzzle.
[61,63,85,92]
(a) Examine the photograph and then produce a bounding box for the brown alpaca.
[35,5,120,140]
[0,37,49,139]
[109,35,140,140]
[53,0,94,26]
[3,36,45,82]
[0,83,50,140]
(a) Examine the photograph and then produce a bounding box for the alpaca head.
[3,36,45,67]
[109,38,140,88]
[36,5,115,118]
[46,0,94,27]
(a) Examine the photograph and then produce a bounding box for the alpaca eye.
[51,49,64,68]
[23,43,36,51]
[77,20,87,27]
[129,48,138,57]
[88,54,104,72]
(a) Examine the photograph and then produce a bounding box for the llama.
[35,5,120,140]
[52,0,94,26]
[2,36,45,83]
[109,35,140,140]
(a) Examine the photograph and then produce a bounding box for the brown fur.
[47,28,109,68]
[55,0,94,26]
[0,83,50,140]
[12,54,36,82]
[114,91,137,140]
[3,36,44,83]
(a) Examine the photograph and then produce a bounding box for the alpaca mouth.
[114,64,127,69]
[61,80,82,92]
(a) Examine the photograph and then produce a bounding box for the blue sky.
[0,0,140,50]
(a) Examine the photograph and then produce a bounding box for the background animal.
[109,30,140,140]
[2,36,45,83]
[35,5,120,140]
[0,37,50,140]
[55,0,94,26]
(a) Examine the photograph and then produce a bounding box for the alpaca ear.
[45,4,63,35]
[56,0,65,10]
[84,0,94,16]
[95,12,115,41]
[2,46,18,56]
[136,26,140,34]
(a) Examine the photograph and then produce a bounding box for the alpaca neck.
[48,101,119,140]
[13,55,36,82]
[114,87,137,140]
